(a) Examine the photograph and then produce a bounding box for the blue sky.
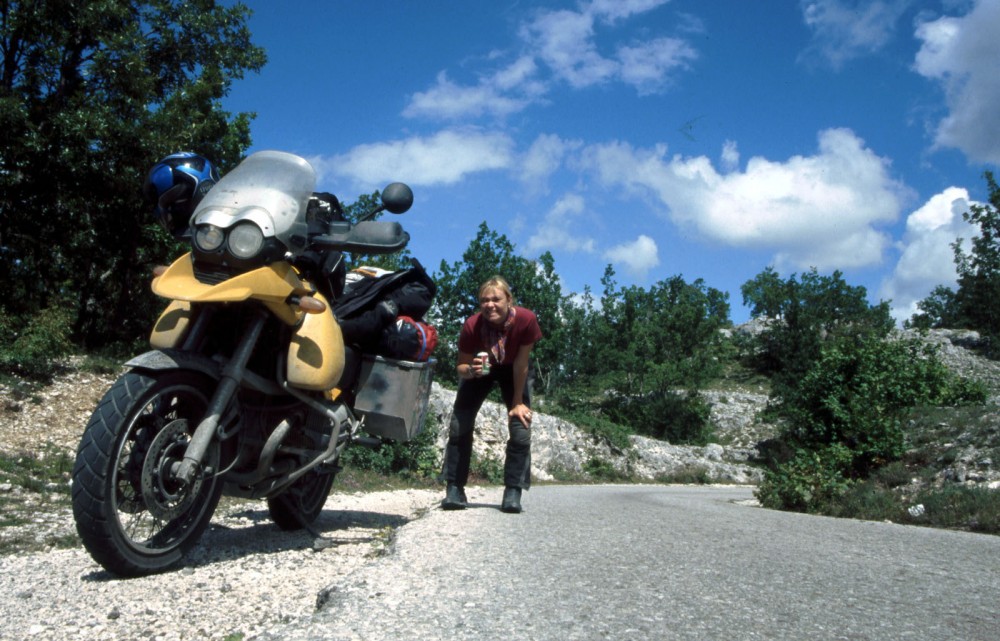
[222,0,1000,324]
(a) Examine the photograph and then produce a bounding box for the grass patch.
[904,485,1000,534]
[655,465,713,485]
[0,446,73,498]
[0,447,78,553]
[554,411,633,453]
[582,456,629,482]
[334,467,439,493]
[797,476,1000,535]
[0,373,45,407]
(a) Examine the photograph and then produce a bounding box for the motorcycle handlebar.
[310,220,410,255]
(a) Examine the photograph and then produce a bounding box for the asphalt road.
[263,485,1000,641]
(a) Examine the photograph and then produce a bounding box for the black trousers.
[442,364,532,489]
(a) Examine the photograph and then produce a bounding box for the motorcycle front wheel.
[72,370,223,577]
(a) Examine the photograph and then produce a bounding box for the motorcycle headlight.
[227,222,265,259]
[194,225,225,252]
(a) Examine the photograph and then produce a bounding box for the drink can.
[477,351,490,375]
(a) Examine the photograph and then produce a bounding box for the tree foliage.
[738,267,975,512]
[910,171,1000,351]
[0,0,266,347]
[783,337,979,475]
[741,267,893,398]
[756,335,985,512]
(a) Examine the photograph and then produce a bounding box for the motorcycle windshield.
[191,150,317,253]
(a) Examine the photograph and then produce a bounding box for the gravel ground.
[0,367,450,641]
[0,487,447,641]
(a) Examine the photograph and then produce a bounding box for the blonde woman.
[442,276,542,513]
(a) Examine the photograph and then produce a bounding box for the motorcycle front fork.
[174,308,268,486]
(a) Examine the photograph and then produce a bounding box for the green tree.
[953,171,1000,341]
[0,0,266,349]
[741,268,893,397]
[740,266,786,318]
[909,172,1000,351]
[590,269,730,444]
[756,336,985,512]
[907,285,961,330]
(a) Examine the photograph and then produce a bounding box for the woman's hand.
[471,353,487,377]
[509,403,533,425]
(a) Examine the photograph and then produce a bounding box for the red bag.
[379,315,438,361]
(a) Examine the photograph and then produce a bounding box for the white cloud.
[617,37,698,95]
[799,0,912,69]
[523,3,695,91]
[521,8,618,89]
[519,133,583,194]
[526,193,598,255]
[914,0,1000,165]
[721,140,740,173]
[402,0,690,121]
[880,187,977,322]
[604,235,660,276]
[580,128,908,271]
[589,0,672,23]
[320,129,514,187]
[402,58,546,121]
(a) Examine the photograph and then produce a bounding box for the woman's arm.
[456,351,474,379]
[509,342,535,424]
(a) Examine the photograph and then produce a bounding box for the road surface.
[262,484,1000,641]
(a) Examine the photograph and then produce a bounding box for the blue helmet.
[143,152,220,237]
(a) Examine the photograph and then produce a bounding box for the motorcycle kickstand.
[277,496,377,551]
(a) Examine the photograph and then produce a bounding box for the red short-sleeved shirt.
[458,306,542,365]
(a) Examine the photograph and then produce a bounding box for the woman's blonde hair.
[479,276,515,305]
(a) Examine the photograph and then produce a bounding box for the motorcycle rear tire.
[72,370,223,577]
[267,467,336,531]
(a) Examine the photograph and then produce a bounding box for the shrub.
[556,410,633,452]
[341,414,441,479]
[0,305,75,379]
[582,456,628,482]
[826,481,905,521]
[779,336,982,478]
[870,460,913,488]
[755,444,854,513]
[604,390,714,446]
[469,450,504,485]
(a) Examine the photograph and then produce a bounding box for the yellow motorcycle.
[72,151,433,576]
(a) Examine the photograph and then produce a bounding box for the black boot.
[500,487,522,513]
[442,484,467,510]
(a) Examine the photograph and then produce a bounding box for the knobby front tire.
[71,370,223,577]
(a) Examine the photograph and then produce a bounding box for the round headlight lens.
[227,223,265,259]
[194,225,225,252]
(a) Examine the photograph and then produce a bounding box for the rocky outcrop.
[422,329,1000,488]
[426,385,766,485]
